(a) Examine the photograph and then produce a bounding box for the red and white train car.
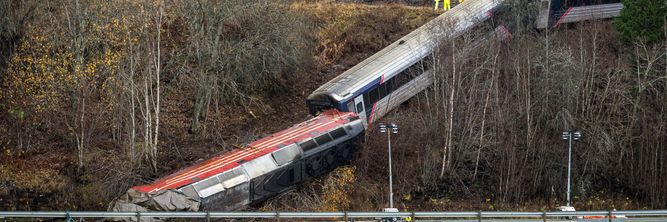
[121,110,364,211]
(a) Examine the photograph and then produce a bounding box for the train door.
[353,95,367,126]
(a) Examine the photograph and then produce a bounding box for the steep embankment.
[4,0,662,212]
[263,17,666,213]
[0,1,436,210]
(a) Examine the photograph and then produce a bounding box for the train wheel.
[336,144,352,162]
[306,156,321,176]
[322,150,336,170]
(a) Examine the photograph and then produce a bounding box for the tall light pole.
[561,131,582,207]
[379,123,398,209]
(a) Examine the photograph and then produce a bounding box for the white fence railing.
[2,210,667,221]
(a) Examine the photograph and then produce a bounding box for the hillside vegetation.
[265,1,667,212]
[0,0,436,210]
[1,0,666,213]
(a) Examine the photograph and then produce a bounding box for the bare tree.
[440,41,457,177]
[62,0,91,169]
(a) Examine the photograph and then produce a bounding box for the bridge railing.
[2,210,667,221]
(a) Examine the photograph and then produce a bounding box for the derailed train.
[307,0,503,125]
[113,111,364,211]
[537,0,622,29]
[112,0,504,212]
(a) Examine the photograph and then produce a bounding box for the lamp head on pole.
[379,123,387,133]
[390,123,398,134]
[562,131,570,140]
[561,131,583,141]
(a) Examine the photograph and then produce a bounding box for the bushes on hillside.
[169,0,314,133]
[0,0,315,209]
[615,0,666,44]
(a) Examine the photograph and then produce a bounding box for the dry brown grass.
[0,153,69,194]
[291,1,437,65]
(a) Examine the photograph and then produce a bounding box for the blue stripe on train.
[336,76,384,107]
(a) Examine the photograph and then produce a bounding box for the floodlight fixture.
[562,132,570,140]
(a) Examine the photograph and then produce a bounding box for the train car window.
[379,84,388,98]
[390,60,425,92]
[315,134,333,145]
[363,92,370,107]
[299,139,317,152]
[356,102,364,113]
[376,55,432,102]
[347,101,355,113]
[386,80,394,94]
[391,71,411,90]
[369,88,379,104]
[329,128,347,139]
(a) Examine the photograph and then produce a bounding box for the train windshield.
[307,95,335,116]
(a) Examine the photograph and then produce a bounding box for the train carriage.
[307,0,503,126]
[121,110,364,211]
[537,0,623,29]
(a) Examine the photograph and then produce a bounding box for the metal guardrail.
[2,210,667,221]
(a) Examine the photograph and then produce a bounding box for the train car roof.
[132,110,357,193]
[307,0,501,102]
